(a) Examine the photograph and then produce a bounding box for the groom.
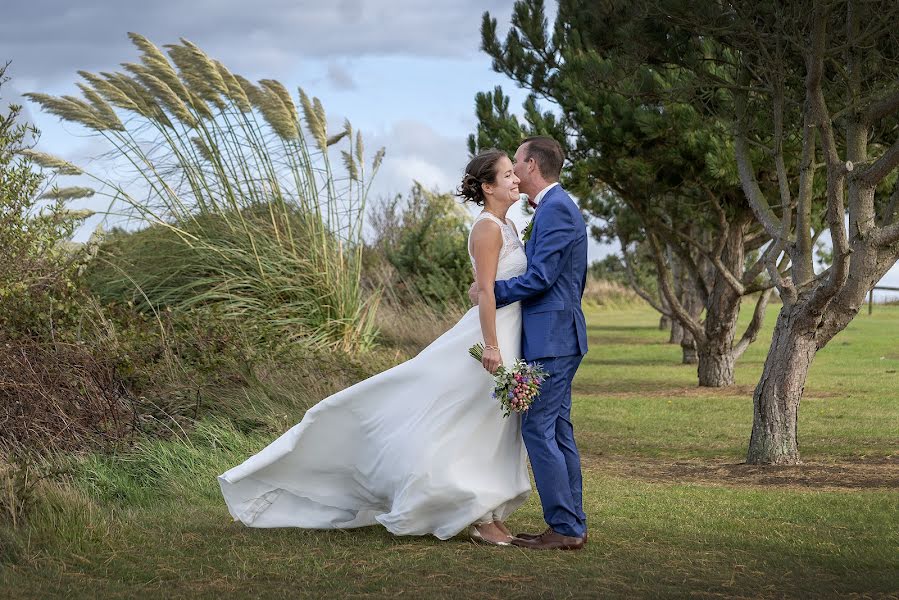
[470,136,589,550]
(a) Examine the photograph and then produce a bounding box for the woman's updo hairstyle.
[455,149,507,207]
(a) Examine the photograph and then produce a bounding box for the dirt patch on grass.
[574,382,842,400]
[585,455,899,490]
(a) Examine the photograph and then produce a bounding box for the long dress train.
[218,211,529,539]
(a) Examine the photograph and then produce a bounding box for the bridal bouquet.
[469,343,549,417]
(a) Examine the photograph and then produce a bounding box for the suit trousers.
[521,353,586,538]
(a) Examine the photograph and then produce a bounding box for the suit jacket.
[494,185,589,360]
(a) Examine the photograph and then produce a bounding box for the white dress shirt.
[532,182,560,207]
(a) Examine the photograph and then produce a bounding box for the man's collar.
[532,182,560,207]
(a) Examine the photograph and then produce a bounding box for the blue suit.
[494,184,588,538]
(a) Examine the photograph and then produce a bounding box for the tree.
[476,0,781,386]
[646,0,899,463]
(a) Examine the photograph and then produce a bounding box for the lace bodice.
[468,211,528,281]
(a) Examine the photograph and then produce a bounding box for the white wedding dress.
[218,211,530,540]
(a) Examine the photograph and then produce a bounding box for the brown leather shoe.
[514,527,552,541]
[515,528,588,543]
[511,529,585,550]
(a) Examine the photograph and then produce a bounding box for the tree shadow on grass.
[583,454,899,490]
[585,357,681,367]
[590,324,664,332]
[588,335,667,346]
[574,381,757,397]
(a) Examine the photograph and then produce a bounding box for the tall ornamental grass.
[25,33,384,352]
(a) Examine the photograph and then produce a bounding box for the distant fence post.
[868,286,899,314]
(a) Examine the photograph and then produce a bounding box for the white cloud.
[376,156,455,196]
[0,0,517,88]
[364,119,467,199]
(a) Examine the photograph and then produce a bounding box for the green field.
[2,304,897,599]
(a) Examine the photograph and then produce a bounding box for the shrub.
[86,205,379,352]
[589,251,657,296]
[367,182,472,307]
[24,35,383,353]
[0,337,137,453]
[0,65,95,340]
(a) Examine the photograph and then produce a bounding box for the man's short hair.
[521,136,564,181]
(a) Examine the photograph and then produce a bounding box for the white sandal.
[469,525,512,547]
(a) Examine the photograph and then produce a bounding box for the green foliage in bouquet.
[469,343,548,417]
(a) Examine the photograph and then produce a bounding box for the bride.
[218,149,530,545]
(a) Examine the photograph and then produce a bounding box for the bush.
[25,35,384,355]
[367,183,472,307]
[0,337,137,453]
[589,251,656,296]
[0,66,95,340]
[0,68,134,454]
[85,205,378,353]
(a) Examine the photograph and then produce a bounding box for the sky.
[0,0,551,242]
[1,0,897,300]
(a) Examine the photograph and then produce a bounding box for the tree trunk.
[695,223,744,386]
[697,346,735,387]
[679,290,698,364]
[668,247,685,344]
[659,314,670,330]
[746,304,817,465]
[677,261,702,362]
[681,336,697,364]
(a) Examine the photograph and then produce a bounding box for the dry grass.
[0,338,136,453]
[373,298,466,357]
[1,305,898,597]
[582,277,645,308]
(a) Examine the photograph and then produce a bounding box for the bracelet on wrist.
[484,344,499,351]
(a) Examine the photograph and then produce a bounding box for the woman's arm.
[470,219,504,374]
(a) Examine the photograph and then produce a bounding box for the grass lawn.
[2,304,897,599]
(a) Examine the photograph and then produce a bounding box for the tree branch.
[876,176,899,227]
[629,200,712,304]
[732,288,773,359]
[743,238,782,285]
[772,61,794,236]
[744,278,778,295]
[705,191,747,296]
[863,89,899,125]
[875,220,899,247]
[744,229,770,251]
[806,6,851,312]
[620,241,671,317]
[645,230,706,343]
[857,136,899,188]
[733,84,783,242]
[793,66,818,285]
[768,240,798,305]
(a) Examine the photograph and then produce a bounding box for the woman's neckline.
[480,210,509,225]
